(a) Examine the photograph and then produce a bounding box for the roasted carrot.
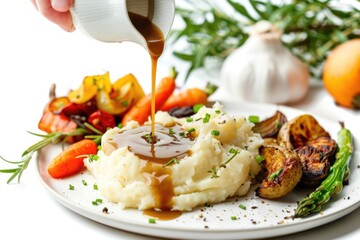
[48,139,98,178]
[121,75,176,125]
[160,88,208,111]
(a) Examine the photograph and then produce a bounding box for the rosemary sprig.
[172,0,360,80]
[0,123,102,184]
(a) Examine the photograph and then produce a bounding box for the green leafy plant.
[171,0,360,81]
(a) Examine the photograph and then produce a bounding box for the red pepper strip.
[88,110,116,133]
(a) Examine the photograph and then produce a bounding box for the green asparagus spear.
[295,122,353,218]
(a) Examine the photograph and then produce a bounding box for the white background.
[0,1,359,239]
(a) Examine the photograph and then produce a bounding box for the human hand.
[31,0,75,32]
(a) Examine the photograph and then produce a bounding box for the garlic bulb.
[221,21,309,104]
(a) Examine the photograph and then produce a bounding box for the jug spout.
[70,0,175,51]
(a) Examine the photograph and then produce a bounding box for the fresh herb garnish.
[211,130,220,136]
[255,155,265,164]
[208,148,240,179]
[148,218,156,224]
[203,113,211,123]
[186,117,193,122]
[69,184,75,190]
[82,179,88,186]
[93,184,98,190]
[187,128,196,134]
[163,158,179,167]
[239,204,246,210]
[220,148,240,167]
[92,198,103,206]
[88,154,99,163]
[208,166,219,179]
[269,168,283,181]
[248,115,260,124]
[231,216,238,220]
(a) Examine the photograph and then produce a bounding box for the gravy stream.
[127,13,185,219]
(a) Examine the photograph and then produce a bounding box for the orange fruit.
[323,39,360,109]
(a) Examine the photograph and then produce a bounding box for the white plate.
[36,101,360,240]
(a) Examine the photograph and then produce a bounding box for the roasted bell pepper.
[96,74,145,115]
[68,72,112,104]
[87,110,116,133]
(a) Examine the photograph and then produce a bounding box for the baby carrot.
[121,74,176,125]
[48,139,98,178]
[160,88,208,111]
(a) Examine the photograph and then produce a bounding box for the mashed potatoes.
[85,103,263,211]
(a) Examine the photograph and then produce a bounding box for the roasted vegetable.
[88,110,116,133]
[295,146,330,187]
[307,136,338,163]
[253,111,287,138]
[256,145,303,199]
[68,72,145,115]
[278,114,330,149]
[68,72,111,104]
[48,139,98,178]
[295,123,353,217]
[121,70,176,125]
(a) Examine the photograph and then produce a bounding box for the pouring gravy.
[127,12,186,219]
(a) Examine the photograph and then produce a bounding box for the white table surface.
[1,1,359,239]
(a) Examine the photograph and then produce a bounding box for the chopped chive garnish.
[255,155,265,164]
[148,218,156,224]
[142,133,153,143]
[215,110,221,114]
[193,104,204,113]
[248,115,260,124]
[118,123,123,129]
[179,132,185,137]
[82,179,88,186]
[163,158,179,167]
[231,216,237,220]
[92,198,103,205]
[169,128,175,135]
[187,128,196,134]
[121,100,129,107]
[269,168,283,181]
[239,204,246,210]
[203,113,211,123]
[93,184,98,190]
[211,130,220,136]
[69,184,75,190]
[186,117,193,122]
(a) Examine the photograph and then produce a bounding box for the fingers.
[33,0,75,32]
[51,0,74,12]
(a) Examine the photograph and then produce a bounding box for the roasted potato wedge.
[278,114,330,149]
[253,111,288,138]
[256,145,303,199]
[295,146,330,187]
